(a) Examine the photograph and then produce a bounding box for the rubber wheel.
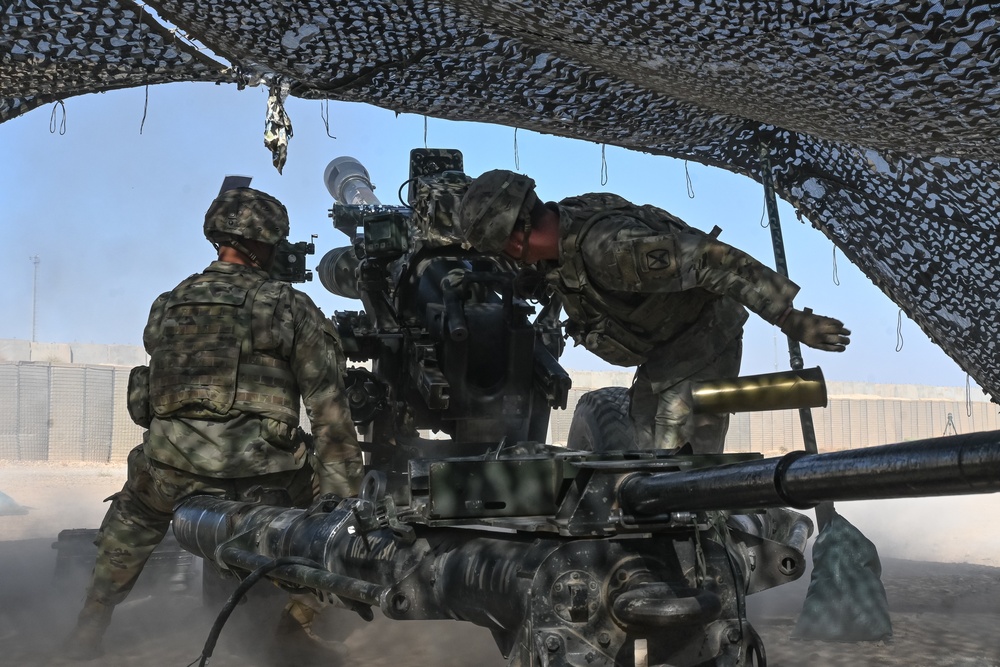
[566,386,636,452]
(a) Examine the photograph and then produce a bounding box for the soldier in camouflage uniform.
[458,170,850,453]
[63,187,363,660]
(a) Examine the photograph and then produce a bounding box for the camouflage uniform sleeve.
[142,291,172,354]
[582,217,800,324]
[287,290,361,467]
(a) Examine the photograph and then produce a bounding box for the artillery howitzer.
[175,151,1000,667]
[313,151,570,482]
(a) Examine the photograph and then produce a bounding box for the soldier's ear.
[503,229,525,259]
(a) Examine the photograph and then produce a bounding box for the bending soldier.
[63,187,364,660]
[458,170,850,453]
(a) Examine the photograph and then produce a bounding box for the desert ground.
[1,461,998,667]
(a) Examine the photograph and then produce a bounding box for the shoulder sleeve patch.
[611,234,684,291]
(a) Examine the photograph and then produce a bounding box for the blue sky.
[0,82,979,390]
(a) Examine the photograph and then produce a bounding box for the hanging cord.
[189,556,323,667]
[513,128,520,170]
[895,309,904,352]
[832,246,840,286]
[600,144,608,186]
[140,85,150,134]
[320,100,336,138]
[423,116,428,148]
[138,3,149,134]
[49,101,67,135]
[759,197,768,228]
[684,161,695,198]
[966,374,973,418]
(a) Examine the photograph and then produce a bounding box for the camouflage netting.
[4,1,999,399]
[1,0,228,120]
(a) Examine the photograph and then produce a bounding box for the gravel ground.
[1,462,998,667]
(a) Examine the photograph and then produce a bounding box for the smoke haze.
[2,464,999,666]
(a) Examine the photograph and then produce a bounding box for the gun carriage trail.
[2,463,999,667]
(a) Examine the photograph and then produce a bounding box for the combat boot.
[61,599,113,661]
[267,598,346,667]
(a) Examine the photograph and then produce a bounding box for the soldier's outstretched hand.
[779,308,851,352]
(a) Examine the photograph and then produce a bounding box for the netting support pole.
[758,142,835,529]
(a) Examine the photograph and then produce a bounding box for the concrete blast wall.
[1,340,996,462]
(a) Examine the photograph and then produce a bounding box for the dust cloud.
[0,463,505,667]
[1,463,999,666]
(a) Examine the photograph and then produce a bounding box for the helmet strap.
[219,235,276,270]
[518,216,534,262]
[230,238,261,265]
[515,191,539,262]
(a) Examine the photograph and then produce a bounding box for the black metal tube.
[612,584,721,629]
[758,143,806,376]
[217,547,387,607]
[173,496,554,630]
[620,430,1000,515]
[442,285,469,341]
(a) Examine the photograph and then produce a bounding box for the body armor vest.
[549,194,741,367]
[148,269,300,425]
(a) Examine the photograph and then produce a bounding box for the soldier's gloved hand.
[779,308,851,352]
[313,456,365,498]
[512,267,549,301]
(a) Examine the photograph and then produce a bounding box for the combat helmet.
[458,170,536,253]
[204,187,290,246]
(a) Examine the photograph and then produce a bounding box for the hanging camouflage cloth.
[793,511,893,641]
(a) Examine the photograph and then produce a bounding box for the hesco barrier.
[0,361,141,462]
[1,359,997,463]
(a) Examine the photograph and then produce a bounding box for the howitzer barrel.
[619,430,1000,516]
[173,495,552,629]
[172,493,781,666]
[325,156,380,205]
[690,367,826,414]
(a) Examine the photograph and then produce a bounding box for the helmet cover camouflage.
[204,187,290,246]
[458,170,537,253]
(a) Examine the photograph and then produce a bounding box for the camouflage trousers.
[84,445,314,607]
[630,336,742,454]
